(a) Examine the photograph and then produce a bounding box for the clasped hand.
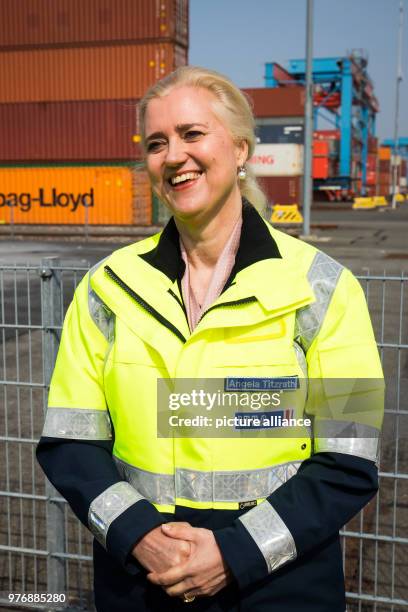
[132,522,231,598]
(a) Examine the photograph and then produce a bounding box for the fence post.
[40,257,67,597]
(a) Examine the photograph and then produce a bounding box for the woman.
[37,66,384,611]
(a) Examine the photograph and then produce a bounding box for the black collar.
[139,200,281,290]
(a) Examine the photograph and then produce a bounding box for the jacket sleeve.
[36,272,165,575]
[214,263,384,590]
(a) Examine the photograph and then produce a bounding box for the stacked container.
[312,130,339,180]
[378,147,391,196]
[377,146,408,196]
[364,136,378,195]
[312,141,330,179]
[243,88,304,205]
[0,0,189,226]
[366,154,377,194]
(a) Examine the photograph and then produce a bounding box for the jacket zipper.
[104,265,187,344]
[168,287,256,327]
[198,296,257,323]
[168,286,190,327]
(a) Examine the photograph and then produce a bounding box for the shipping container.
[313,141,329,156]
[312,157,329,179]
[313,158,331,180]
[312,140,330,179]
[379,160,391,173]
[366,153,378,186]
[132,167,153,225]
[378,184,390,197]
[248,144,303,177]
[0,0,189,49]
[378,172,391,185]
[313,130,340,141]
[255,123,304,144]
[367,154,377,171]
[366,171,377,186]
[0,165,151,225]
[0,42,188,103]
[368,136,378,153]
[258,176,302,206]
[0,100,142,162]
[243,87,305,118]
[313,130,340,157]
[379,146,391,161]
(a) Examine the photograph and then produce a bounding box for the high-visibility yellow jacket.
[37,203,384,612]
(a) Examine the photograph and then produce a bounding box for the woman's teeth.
[170,172,201,185]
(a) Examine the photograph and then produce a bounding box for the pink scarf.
[179,214,242,331]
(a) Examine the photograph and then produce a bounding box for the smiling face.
[144,86,247,224]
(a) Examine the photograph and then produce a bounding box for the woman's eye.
[184,130,202,140]
[147,141,165,152]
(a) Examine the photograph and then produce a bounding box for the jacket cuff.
[88,483,165,574]
[214,501,297,590]
[213,519,268,590]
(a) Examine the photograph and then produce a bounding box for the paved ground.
[0,204,407,610]
[0,202,407,273]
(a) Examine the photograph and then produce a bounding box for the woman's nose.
[165,138,187,165]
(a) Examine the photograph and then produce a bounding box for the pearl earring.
[238,166,247,180]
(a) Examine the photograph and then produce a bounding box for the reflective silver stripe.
[314,419,380,462]
[176,463,300,502]
[239,501,297,573]
[293,340,308,377]
[88,259,114,342]
[114,457,175,506]
[42,407,112,440]
[114,457,300,505]
[295,251,343,352]
[88,482,144,548]
[88,289,115,342]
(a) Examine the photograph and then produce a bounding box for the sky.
[189,0,408,141]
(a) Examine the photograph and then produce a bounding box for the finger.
[165,521,192,528]
[161,523,196,541]
[147,563,189,587]
[165,580,196,598]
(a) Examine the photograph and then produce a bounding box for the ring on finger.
[183,592,196,603]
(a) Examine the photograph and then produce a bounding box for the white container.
[248,144,304,177]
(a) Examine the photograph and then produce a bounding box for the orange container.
[313,140,329,156]
[0,43,188,103]
[0,165,152,225]
[379,147,391,161]
[0,0,189,49]
[312,157,329,179]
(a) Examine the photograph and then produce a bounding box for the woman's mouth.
[168,171,203,190]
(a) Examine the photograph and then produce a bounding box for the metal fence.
[0,261,407,611]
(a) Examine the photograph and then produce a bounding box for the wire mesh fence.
[0,261,94,611]
[342,273,408,611]
[0,261,407,611]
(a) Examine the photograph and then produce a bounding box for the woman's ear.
[236,139,249,167]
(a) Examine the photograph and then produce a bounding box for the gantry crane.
[265,51,379,198]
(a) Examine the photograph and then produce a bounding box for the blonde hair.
[139,65,267,214]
